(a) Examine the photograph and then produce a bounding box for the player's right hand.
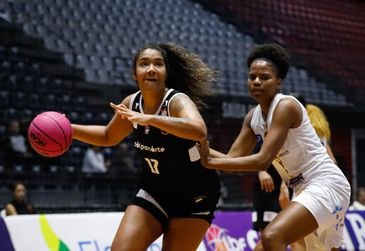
[258,171,275,192]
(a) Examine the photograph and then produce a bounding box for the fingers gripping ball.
[28,111,72,157]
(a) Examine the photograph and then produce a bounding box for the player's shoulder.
[276,96,302,113]
[278,94,302,107]
[169,90,189,102]
[121,91,140,107]
[246,106,257,119]
[169,91,194,109]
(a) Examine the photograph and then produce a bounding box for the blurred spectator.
[306,104,337,164]
[108,142,139,204]
[108,142,138,177]
[82,145,108,174]
[4,181,35,216]
[4,120,32,164]
[349,187,365,210]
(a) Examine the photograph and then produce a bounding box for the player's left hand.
[197,140,212,168]
[110,102,150,126]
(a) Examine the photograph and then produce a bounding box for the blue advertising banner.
[0,217,15,251]
[343,211,365,251]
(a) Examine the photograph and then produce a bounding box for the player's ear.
[276,78,282,91]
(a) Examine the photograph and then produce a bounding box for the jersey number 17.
[144,158,160,174]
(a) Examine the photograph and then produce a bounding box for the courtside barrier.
[1,211,364,251]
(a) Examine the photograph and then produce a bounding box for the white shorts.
[304,231,326,251]
[293,176,351,250]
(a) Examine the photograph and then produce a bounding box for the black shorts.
[252,183,281,231]
[130,188,220,229]
[252,194,281,231]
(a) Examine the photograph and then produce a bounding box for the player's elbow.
[105,136,123,147]
[255,153,273,171]
[194,125,207,142]
[104,132,122,147]
[196,130,207,142]
[256,162,269,171]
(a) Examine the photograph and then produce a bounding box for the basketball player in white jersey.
[198,43,351,251]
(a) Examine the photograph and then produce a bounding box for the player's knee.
[111,237,148,251]
[110,241,121,251]
[111,240,129,251]
[261,227,283,248]
[253,240,265,251]
[111,245,132,251]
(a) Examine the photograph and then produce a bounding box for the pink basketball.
[28,111,72,157]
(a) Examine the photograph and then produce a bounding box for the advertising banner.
[4,213,205,251]
[343,211,365,251]
[204,211,259,251]
[204,211,365,251]
[5,212,120,251]
[0,217,15,251]
[2,210,365,250]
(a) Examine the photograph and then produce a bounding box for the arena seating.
[6,0,352,106]
[194,0,365,106]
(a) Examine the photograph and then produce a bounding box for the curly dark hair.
[133,42,217,109]
[246,43,290,79]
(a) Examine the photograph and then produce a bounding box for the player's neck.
[142,88,168,114]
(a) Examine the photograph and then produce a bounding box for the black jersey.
[130,89,220,205]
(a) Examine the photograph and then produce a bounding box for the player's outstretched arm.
[111,94,207,142]
[73,95,134,146]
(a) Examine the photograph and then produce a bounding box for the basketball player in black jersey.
[72,42,221,251]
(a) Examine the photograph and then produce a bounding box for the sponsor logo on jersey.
[277,149,289,158]
[134,141,166,153]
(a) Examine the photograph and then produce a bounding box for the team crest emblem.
[256,134,263,144]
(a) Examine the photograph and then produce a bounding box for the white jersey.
[250,93,346,190]
[251,93,351,250]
